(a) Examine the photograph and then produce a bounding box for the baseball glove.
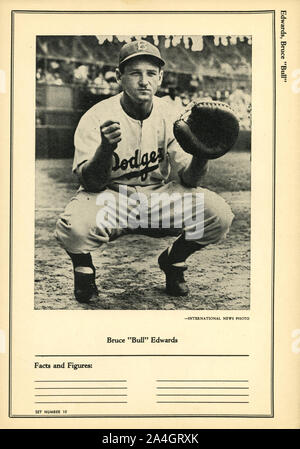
[173,100,240,160]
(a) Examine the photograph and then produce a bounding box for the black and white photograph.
[35,34,252,310]
[4,3,299,428]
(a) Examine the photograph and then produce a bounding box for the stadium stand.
[36,35,251,158]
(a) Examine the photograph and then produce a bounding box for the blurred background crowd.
[36,35,251,158]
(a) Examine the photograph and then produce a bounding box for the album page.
[0,0,299,429]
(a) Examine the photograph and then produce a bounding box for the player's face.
[117,57,163,104]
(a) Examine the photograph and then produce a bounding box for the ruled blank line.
[34,401,128,404]
[34,380,127,383]
[35,394,128,397]
[156,387,249,390]
[157,401,249,404]
[156,394,249,397]
[35,354,249,357]
[35,387,127,390]
[156,380,249,382]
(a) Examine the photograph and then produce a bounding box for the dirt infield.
[35,154,250,310]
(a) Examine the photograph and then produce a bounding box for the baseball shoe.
[74,267,98,303]
[158,249,189,297]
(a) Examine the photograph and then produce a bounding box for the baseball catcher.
[55,40,238,303]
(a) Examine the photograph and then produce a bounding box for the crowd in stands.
[36,61,120,96]
[170,86,251,130]
[36,59,251,130]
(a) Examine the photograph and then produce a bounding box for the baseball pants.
[55,181,234,255]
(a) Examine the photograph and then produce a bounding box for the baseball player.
[55,40,234,303]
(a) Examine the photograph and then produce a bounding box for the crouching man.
[55,40,234,302]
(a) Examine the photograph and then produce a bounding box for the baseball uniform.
[55,92,234,254]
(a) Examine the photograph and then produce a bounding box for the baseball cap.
[119,40,165,69]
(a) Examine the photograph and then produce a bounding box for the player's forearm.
[78,119,121,192]
[80,144,114,192]
[180,156,209,187]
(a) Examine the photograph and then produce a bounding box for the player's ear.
[158,69,163,87]
[115,68,122,83]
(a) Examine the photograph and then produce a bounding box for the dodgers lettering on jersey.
[73,93,189,187]
[112,147,164,181]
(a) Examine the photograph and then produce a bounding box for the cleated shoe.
[158,249,189,297]
[74,266,98,303]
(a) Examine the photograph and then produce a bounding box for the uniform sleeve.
[166,137,193,183]
[72,108,102,173]
[166,133,209,186]
[160,100,190,182]
[161,99,208,186]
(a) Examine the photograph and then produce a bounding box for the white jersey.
[73,93,191,187]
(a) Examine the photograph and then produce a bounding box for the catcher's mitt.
[173,100,240,159]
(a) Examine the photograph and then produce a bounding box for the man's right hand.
[100,120,122,150]
[80,120,121,191]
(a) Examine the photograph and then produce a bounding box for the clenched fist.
[100,120,122,151]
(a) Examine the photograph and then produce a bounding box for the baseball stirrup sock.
[167,234,205,265]
[67,251,95,272]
